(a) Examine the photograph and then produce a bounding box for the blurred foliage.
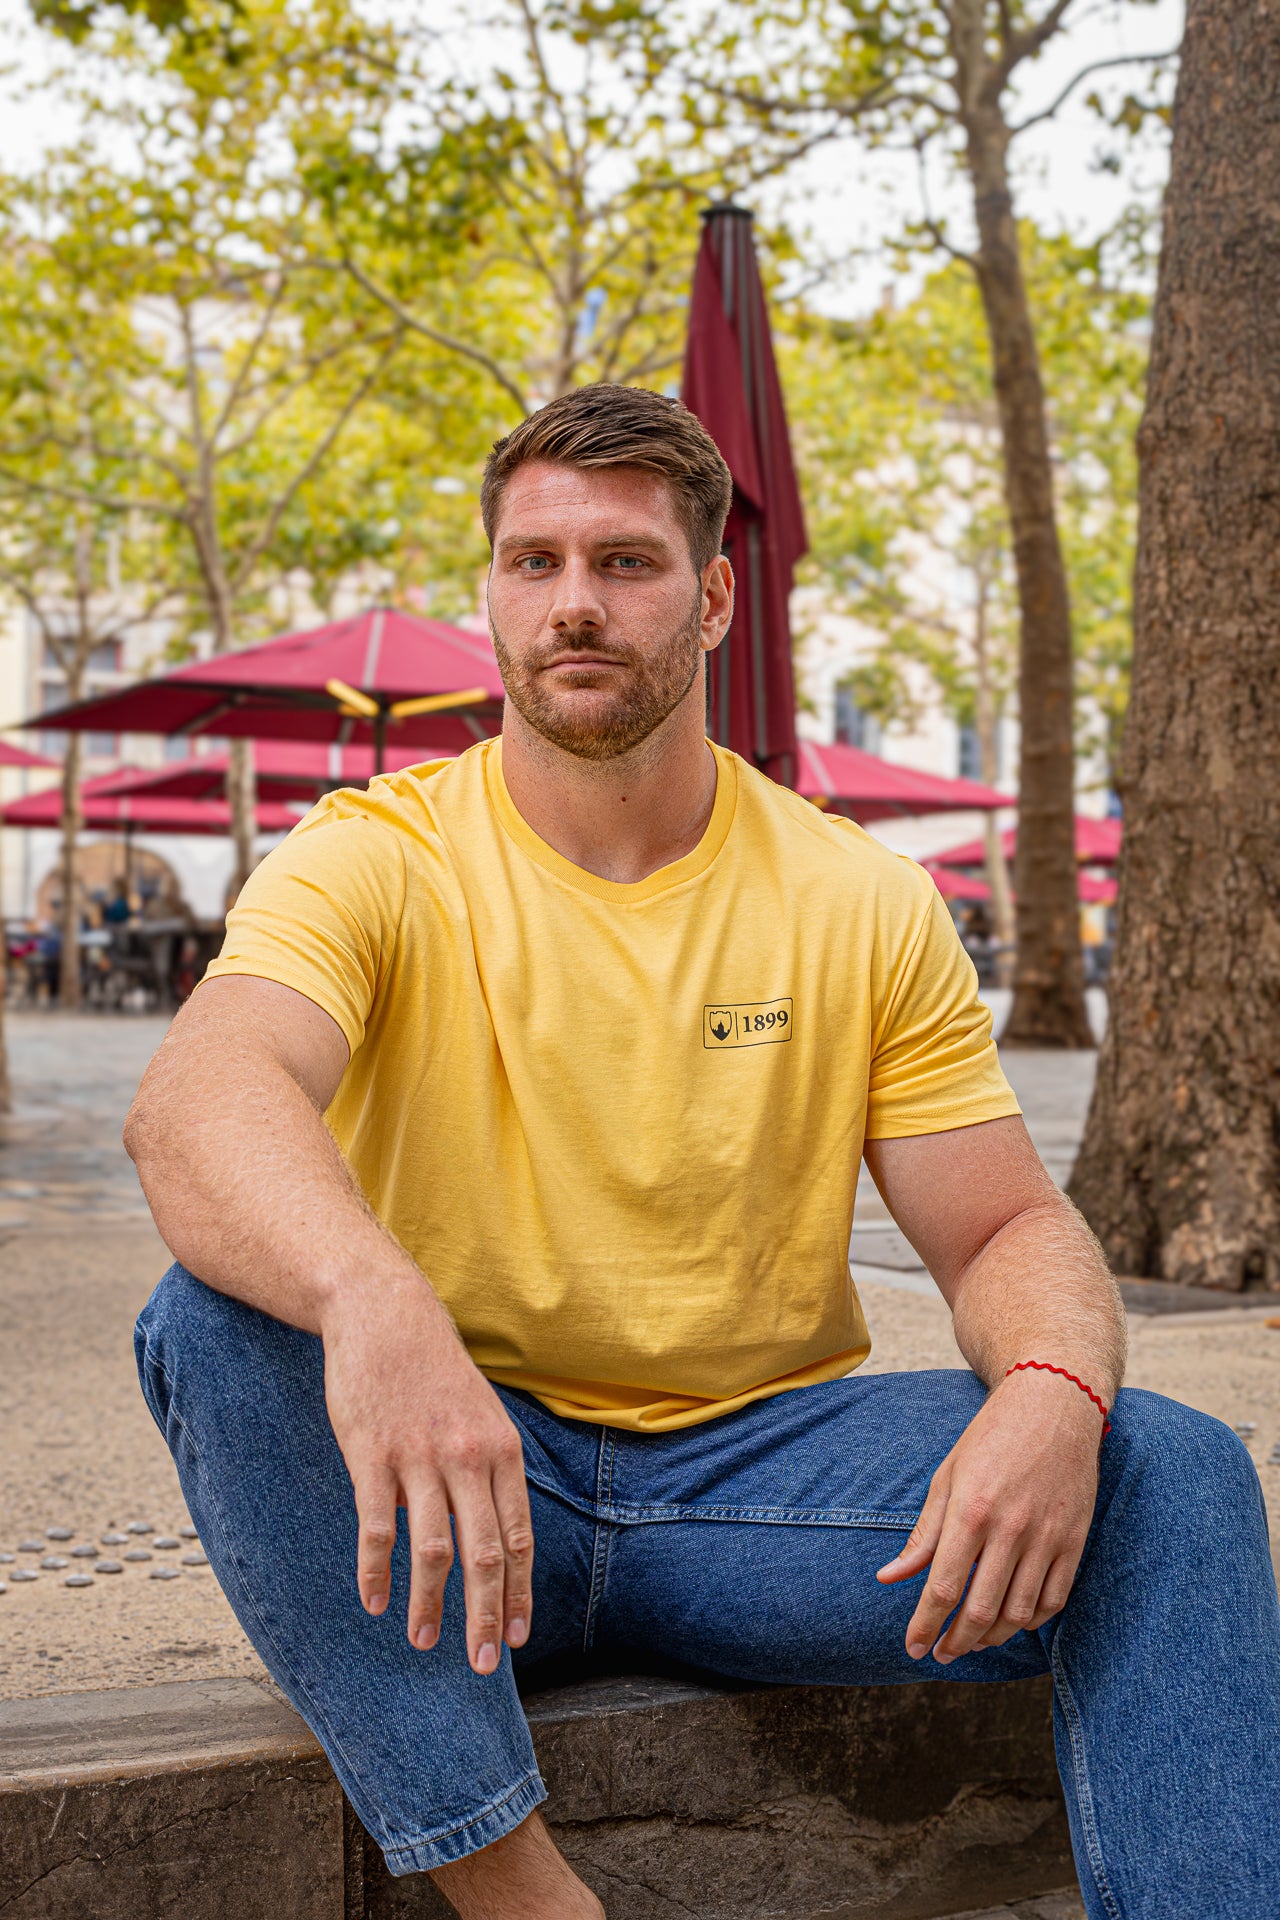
[778,218,1149,784]
[5,0,1161,771]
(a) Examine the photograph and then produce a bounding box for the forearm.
[126,1025,438,1337]
[949,1189,1126,1406]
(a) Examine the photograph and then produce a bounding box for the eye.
[516,554,556,572]
[607,554,648,571]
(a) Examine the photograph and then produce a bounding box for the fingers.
[492,1442,534,1651]
[949,1543,1085,1657]
[876,1468,951,1586]
[354,1463,399,1617]
[405,1482,454,1652]
[904,1495,985,1660]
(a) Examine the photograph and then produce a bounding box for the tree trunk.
[58,726,84,1011]
[1070,0,1280,1290]
[972,566,1015,982]
[962,108,1091,1047]
[226,735,257,904]
[0,823,11,1113]
[201,554,257,898]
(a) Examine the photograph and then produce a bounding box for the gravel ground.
[2,1009,1278,1707]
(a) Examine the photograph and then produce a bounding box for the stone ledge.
[1,1672,1074,1919]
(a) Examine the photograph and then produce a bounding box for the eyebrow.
[494,529,676,556]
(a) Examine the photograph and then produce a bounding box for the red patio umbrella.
[796,739,1011,823]
[927,865,1116,906]
[0,740,57,770]
[682,205,805,787]
[93,740,450,807]
[2,772,301,837]
[24,608,505,775]
[932,816,1121,869]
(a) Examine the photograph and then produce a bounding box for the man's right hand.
[320,1274,534,1673]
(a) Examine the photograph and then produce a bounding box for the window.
[957,723,982,782]
[834,683,881,754]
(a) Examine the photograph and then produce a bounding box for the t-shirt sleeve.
[201,811,407,1055]
[864,880,1021,1140]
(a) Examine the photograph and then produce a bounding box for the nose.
[546,554,607,634]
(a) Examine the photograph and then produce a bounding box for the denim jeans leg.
[1045,1387,1280,1920]
[134,1263,553,1875]
[591,1372,1280,1920]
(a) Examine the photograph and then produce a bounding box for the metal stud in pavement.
[0,1584,6,1595]
[153,1537,181,1549]
[45,1527,74,1541]
[0,1552,13,1564]
[95,1560,124,1574]
[126,1522,154,1535]
[71,1544,97,1558]
[124,1549,153,1562]
[65,1574,94,1588]
[151,1566,181,1581]
[181,1551,209,1567]
[179,1526,199,1540]
[18,1540,42,1553]
[100,1532,127,1546]
[11,1569,37,1582]
[41,1556,69,1570]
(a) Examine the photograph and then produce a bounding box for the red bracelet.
[1006,1360,1112,1435]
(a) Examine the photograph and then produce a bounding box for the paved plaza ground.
[2,1005,1279,1719]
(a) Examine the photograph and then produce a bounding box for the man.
[127,384,1279,1920]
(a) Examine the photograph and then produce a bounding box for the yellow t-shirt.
[206,739,1019,1430]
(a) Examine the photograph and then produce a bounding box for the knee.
[134,1263,246,1416]
[1108,1388,1265,1537]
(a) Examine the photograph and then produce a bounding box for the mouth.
[542,653,631,672]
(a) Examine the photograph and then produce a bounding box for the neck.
[498,684,718,884]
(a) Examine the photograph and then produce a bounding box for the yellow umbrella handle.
[325,678,380,718]
[389,687,490,720]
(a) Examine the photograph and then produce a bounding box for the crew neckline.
[484,737,738,902]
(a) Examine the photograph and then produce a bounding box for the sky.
[0,0,1184,315]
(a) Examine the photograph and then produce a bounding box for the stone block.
[0,1678,343,1920]
[0,1670,1073,1920]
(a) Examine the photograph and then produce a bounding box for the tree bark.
[962,103,1091,1047]
[58,721,84,1011]
[973,563,1015,981]
[1070,0,1280,1289]
[0,825,11,1112]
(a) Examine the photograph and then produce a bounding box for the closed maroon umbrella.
[682,205,805,786]
[25,608,504,775]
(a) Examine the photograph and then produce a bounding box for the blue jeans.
[135,1263,1280,1916]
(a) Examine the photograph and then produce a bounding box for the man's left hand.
[876,1365,1104,1662]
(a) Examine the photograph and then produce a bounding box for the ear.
[701,554,734,651]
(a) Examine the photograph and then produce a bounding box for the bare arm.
[125,976,533,1674]
[862,1114,1125,1664]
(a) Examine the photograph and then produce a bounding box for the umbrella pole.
[123,823,134,901]
[374,711,387,779]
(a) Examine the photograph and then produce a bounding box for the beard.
[490,596,705,762]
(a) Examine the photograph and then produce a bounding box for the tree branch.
[227,333,404,599]
[999,0,1078,85]
[1010,49,1180,135]
[332,255,530,414]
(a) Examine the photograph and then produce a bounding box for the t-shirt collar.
[485,737,738,902]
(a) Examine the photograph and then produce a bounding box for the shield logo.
[708,1010,734,1043]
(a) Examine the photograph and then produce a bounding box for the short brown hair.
[481,384,733,574]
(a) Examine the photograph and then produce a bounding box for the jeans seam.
[583,1429,616,1653]
[1052,1638,1123,1920]
[597,1504,919,1528]
[380,1767,545,1861]
[140,1340,404,1854]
